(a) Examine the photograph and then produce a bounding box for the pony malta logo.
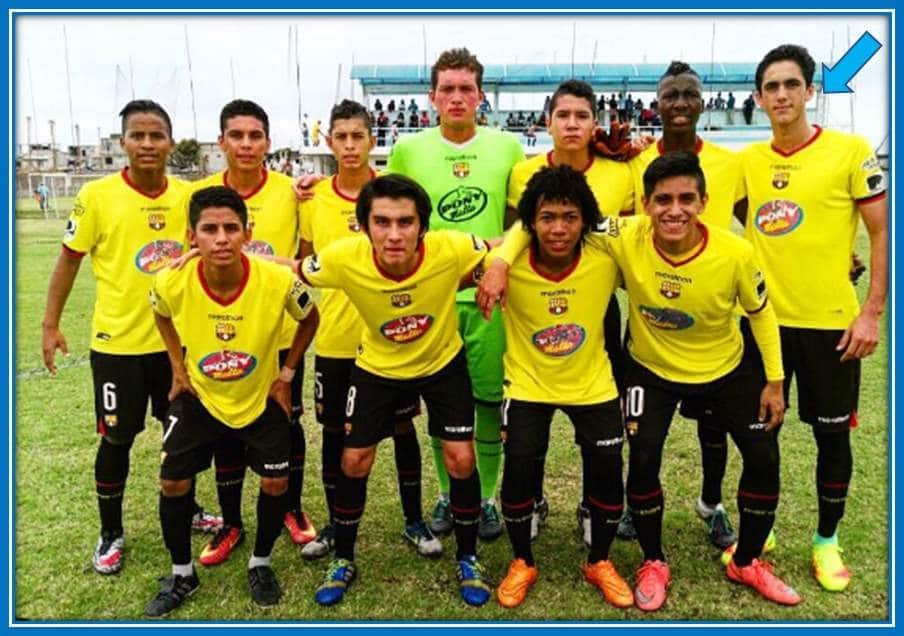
[380,314,434,343]
[198,350,257,381]
[754,200,804,236]
[135,240,183,274]
[532,324,586,356]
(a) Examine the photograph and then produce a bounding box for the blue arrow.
[822,31,882,94]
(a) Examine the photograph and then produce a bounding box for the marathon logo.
[380,314,434,343]
[215,322,236,342]
[198,350,257,381]
[771,171,790,190]
[595,435,624,448]
[532,324,586,356]
[754,200,803,236]
[444,425,473,434]
[134,240,183,274]
[660,280,681,300]
[748,422,768,431]
[263,461,289,471]
[817,414,851,424]
[548,297,568,315]
[147,212,166,231]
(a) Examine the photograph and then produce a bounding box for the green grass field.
[14,216,889,622]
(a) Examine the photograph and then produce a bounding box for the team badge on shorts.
[772,172,790,189]
[453,162,470,179]
[548,297,568,315]
[660,281,681,300]
[391,293,412,308]
[216,322,236,342]
[626,421,639,436]
[148,213,166,231]
[346,214,361,232]
[344,422,352,436]
[104,414,118,428]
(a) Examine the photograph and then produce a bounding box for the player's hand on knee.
[41,325,69,375]
[758,380,785,431]
[268,379,292,418]
[169,247,200,270]
[168,365,197,401]
[476,258,510,319]
[837,311,880,362]
[293,173,324,201]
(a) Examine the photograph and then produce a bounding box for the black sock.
[333,472,368,561]
[95,438,131,537]
[215,463,246,529]
[393,429,422,525]
[254,488,288,557]
[449,471,481,560]
[160,489,193,565]
[321,429,344,524]
[627,487,664,561]
[733,432,780,566]
[698,419,728,508]
[814,430,853,538]
[586,445,624,563]
[501,451,535,565]
[287,422,306,513]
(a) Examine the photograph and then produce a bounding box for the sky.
[13,11,890,151]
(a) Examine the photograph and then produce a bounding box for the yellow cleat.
[812,542,851,592]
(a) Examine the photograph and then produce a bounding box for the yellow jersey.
[502,242,620,404]
[629,138,744,229]
[507,152,634,216]
[740,127,886,329]
[62,168,189,354]
[192,168,302,347]
[150,254,314,428]
[298,175,370,358]
[300,231,487,379]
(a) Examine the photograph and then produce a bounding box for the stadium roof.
[351,62,824,94]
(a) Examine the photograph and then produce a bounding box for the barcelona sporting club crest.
[391,293,412,308]
[148,213,166,231]
[772,172,790,189]
[346,215,361,233]
[626,421,639,437]
[548,297,568,315]
[216,322,236,342]
[452,162,470,179]
[660,281,681,300]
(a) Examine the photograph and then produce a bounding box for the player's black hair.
[660,60,700,81]
[517,165,601,249]
[548,79,597,118]
[189,185,248,230]
[329,99,373,133]
[119,99,173,138]
[431,47,484,90]
[755,44,816,92]
[219,99,270,137]
[642,151,707,199]
[356,174,431,236]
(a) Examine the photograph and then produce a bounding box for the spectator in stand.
[477,112,489,127]
[715,91,726,110]
[312,120,322,147]
[506,112,517,129]
[624,94,634,124]
[523,122,537,147]
[536,111,546,128]
[409,99,419,114]
[390,121,400,145]
[526,112,536,126]
[543,95,551,115]
[387,99,396,113]
[395,112,405,127]
[617,93,627,122]
[597,93,607,117]
[726,92,736,125]
[409,112,419,129]
[302,114,310,147]
[742,92,755,125]
[706,97,715,110]
[479,96,492,113]
[400,99,406,112]
[419,110,430,128]
[374,98,383,112]
[376,111,389,146]
[635,97,644,113]
[516,111,526,128]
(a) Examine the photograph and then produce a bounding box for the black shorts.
[624,347,769,442]
[344,349,472,448]
[501,398,623,458]
[277,349,305,420]
[90,350,171,444]
[314,356,420,429]
[780,326,861,432]
[680,317,758,422]
[160,393,290,480]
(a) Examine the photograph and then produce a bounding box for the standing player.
[741,44,887,592]
[494,166,631,609]
[387,48,525,541]
[297,99,437,560]
[41,100,221,576]
[480,152,800,610]
[190,99,316,564]
[506,79,633,545]
[623,61,747,549]
[145,186,319,615]
[300,175,492,607]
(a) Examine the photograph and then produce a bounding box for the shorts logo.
[660,281,681,300]
[215,322,236,342]
[148,212,166,231]
[638,305,695,330]
[243,240,275,256]
[548,297,568,315]
[754,200,803,236]
[532,324,586,356]
[346,215,361,233]
[380,314,434,343]
[198,350,257,381]
[626,421,639,436]
[135,240,183,274]
[771,172,790,189]
[437,186,488,223]
[452,162,470,179]
[391,293,412,308]
[104,414,118,428]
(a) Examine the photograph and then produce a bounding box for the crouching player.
[298,174,492,607]
[480,152,799,610]
[144,186,319,616]
[493,166,631,609]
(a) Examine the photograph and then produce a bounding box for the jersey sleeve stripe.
[747,298,769,315]
[62,244,86,258]
[856,191,887,205]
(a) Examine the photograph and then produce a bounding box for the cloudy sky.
[13,11,890,150]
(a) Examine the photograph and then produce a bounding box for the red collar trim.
[656,136,704,156]
[372,241,425,283]
[546,150,594,173]
[770,125,822,157]
[197,253,251,306]
[223,167,268,200]
[331,169,376,203]
[529,244,581,282]
[120,167,169,199]
[653,222,708,267]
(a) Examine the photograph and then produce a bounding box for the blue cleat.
[314,558,357,606]
[457,555,492,607]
